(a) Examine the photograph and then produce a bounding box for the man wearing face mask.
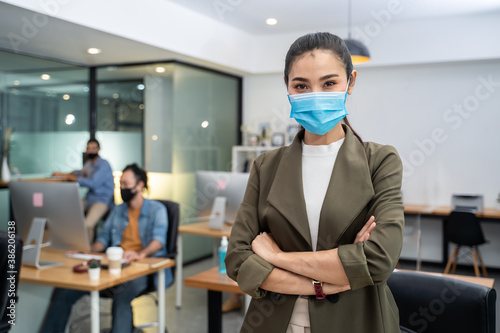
[52,138,114,241]
[41,163,172,333]
[92,163,170,262]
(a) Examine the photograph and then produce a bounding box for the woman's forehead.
[290,50,345,76]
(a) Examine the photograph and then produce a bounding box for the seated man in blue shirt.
[53,138,114,241]
[41,163,173,333]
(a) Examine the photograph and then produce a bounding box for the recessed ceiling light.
[137,84,145,90]
[87,47,101,55]
[152,135,158,141]
[201,120,209,128]
[41,74,50,80]
[65,114,75,125]
[266,18,278,26]
[62,94,70,100]
[112,93,119,99]
[13,80,20,86]
[155,66,166,73]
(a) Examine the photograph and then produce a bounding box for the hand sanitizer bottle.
[218,236,228,274]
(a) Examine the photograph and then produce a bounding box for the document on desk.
[65,253,104,261]
[134,258,171,269]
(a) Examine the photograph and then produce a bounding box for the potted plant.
[88,259,101,280]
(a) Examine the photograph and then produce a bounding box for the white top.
[301,138,344,251]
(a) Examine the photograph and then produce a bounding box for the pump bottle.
[218,236,228,274]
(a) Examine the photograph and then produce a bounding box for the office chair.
[388,270,496,333]
[133,199,179,332]
[0,231,23,333]
[443,210,488,277]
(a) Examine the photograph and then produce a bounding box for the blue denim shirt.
[75,157,115,210]
[95,199,173,287]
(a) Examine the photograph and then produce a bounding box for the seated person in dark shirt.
[41,163,173,333]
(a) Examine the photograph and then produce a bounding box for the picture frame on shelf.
[271,133,285,147]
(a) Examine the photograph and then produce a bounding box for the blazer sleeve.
[225,154,275,298]
[337,145,404,290]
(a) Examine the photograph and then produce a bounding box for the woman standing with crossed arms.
[225,32,404,333]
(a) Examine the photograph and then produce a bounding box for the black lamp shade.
[344,39,370,63]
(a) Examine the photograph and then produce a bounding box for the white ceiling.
[167,0,500,35]
[0,0,500,70]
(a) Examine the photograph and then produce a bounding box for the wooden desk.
[430,206,500,219]
[20,248,175,333]
[185,267,244,294]
[397,269,495,289]
[176,221,232,308]
[404,204,500,219]
[21,177,69,183]
[185,267,244,333]
[403,204,500,268]
[404,204,432,215]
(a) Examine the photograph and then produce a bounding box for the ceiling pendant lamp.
[344,0,370,64]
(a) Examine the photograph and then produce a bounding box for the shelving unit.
[231,146,276,172]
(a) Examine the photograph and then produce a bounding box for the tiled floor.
[69,256,498,333]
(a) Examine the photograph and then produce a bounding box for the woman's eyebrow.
[319,74,339,80]
[292,74,339,82]
[291,77,309,82]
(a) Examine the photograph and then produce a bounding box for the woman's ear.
[348,70,357,95]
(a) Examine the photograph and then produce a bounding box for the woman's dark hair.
[284,32,363,143]
[123,163,148,190]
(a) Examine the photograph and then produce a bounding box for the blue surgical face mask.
[288,80,350,135]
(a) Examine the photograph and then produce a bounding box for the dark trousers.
[40,275,148,333]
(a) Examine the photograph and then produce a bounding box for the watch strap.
[312,279,326,300]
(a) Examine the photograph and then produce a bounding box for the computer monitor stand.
[184,196,227,230]
[207,197,226,230]
[23,217,62,269]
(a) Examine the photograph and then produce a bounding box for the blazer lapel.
[267,130,312,249]
[317,126,375,250]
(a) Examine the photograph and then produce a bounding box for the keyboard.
[65,253,104,261]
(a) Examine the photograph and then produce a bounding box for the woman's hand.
[354,216,376,243]
[252,232,282,264]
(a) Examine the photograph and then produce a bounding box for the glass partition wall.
[1,51,242,261]
[95,62,241,261]
[0,51,90,178]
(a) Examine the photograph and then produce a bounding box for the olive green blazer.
[226,126,404,333]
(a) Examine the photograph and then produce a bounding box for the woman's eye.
[324,81,336,87]
[294,84,307,90]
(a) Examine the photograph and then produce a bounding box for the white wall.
[243,59,500,207]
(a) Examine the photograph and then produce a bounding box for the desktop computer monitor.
[9,181,90,253]
[195,171,250,224]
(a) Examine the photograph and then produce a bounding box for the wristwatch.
[312,279,326,299]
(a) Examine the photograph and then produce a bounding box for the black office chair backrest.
[136,200,180,295]
[388,270,496,333]
[0,231,22,333]
[445,210,486,246]
[158,200,180,259]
